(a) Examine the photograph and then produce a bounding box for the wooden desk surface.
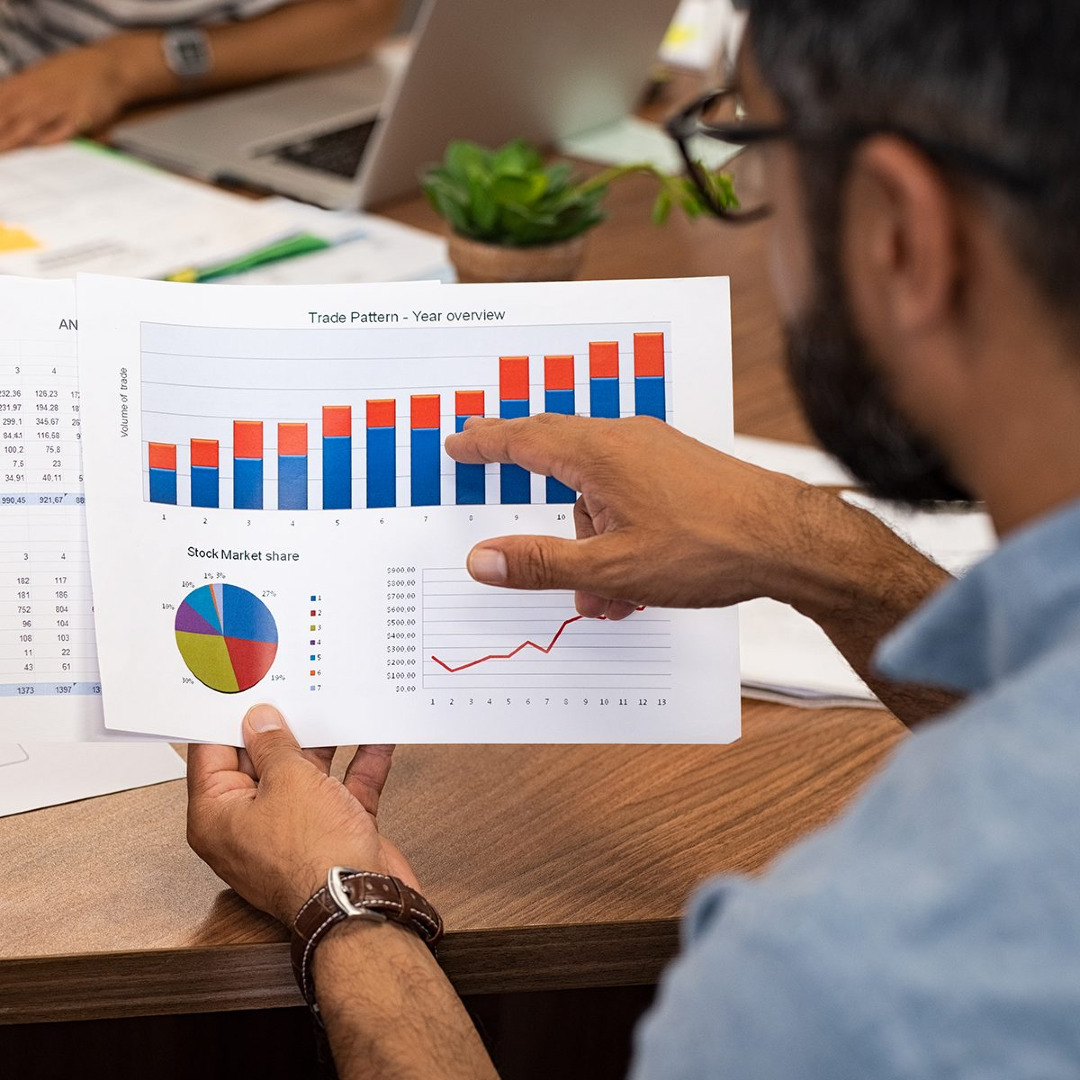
[0,147,907,1027]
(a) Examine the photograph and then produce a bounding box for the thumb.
[466,533,623,593]
[242,703,303,779]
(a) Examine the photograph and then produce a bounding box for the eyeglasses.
[666,88,1045,223]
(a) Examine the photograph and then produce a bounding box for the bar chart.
[140,320,671,512]
[80,274,738,745]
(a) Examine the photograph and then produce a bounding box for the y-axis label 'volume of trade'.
[175,583,278,693]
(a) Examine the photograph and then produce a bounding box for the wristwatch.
[291,867,444,1021]
[161,27,214,80]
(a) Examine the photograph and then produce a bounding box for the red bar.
[499,356,529,401]
[278,423,307,457]
[190,439,218,469]
[411,394,441,430]
[455,390,485,418]
[366,399,396,429]
[148,442,176,470]
[633,333,665,378]
[233,421,264,459]
[322,405,351,439]
[544,355,575,391]
[589,341,619,379]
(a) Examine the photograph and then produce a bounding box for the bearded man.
[186,2,1080,1076]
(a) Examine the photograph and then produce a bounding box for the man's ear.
[842,135,962,340]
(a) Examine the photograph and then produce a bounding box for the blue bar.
[149,468,176,505]
[590,377,620,419]
[545,388,575,416]
[455,414,485,505]
[322,436,352,510]
[191,465,219,508]
[278,456,308,510]
[545,388,577,503]
[366,427,396,508]
[234,458,263,510]
[634,376,666,421]
[411,428,441,506]
[499,397,530,503]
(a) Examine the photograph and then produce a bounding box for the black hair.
[747,0,1080,313]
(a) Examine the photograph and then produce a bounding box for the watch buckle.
[327,867,389,922]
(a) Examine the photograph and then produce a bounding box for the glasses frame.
[666,88,1044,223]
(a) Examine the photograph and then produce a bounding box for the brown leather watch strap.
[290,868,443,1019]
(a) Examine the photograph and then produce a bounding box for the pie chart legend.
[175,583,278,693]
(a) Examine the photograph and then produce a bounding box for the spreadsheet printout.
[0,276,109,740]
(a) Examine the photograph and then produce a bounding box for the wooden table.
[0,129,908,1028]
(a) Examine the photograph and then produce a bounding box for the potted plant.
[421,139,738,283]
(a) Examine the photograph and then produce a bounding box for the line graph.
[431,614,586,673]
[422,568,672,691]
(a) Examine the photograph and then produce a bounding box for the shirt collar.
[875,497,1080,694]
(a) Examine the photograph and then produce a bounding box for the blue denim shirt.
[630,499,1080,1079]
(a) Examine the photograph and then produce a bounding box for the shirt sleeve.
[627,874,891,1080]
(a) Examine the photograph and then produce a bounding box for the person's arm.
[444,414,960,726]
[0,0,399,150]
[315,920,498,1080]
[186,704,498,1080]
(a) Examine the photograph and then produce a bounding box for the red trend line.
[431,614,586,674]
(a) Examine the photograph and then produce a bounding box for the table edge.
[0,918,680,1025]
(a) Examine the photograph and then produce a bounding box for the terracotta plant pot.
[447,231,587,284]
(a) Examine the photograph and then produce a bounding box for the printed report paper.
[0,277,110,740]
[0,741,185,817]
[77,275,740,746]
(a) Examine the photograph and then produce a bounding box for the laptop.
[111,0,681,210]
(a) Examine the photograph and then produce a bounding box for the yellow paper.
[0,223,40,253]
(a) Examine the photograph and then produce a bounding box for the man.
[187,1,1080,1075]
[0,0,398,150]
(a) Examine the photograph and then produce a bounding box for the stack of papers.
[0,142,301,280]
[729,435,998,707]
[659,0,742,74]
[731,433,855,487]
[0,743,184,818]
[738,492,997,708]
[225,198,452,285]
[0,142,451,285]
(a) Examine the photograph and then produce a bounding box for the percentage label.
[181,676,194,685]
[271,673,286,682]
[262,590,277,599]
[162,602,176,611]
[181,580,194,589]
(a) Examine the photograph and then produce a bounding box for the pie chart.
[174,583,278,694]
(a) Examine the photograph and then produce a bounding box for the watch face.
[166,29,212,78]
[176,39,204,69]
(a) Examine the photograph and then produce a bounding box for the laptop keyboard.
[269,119,378,179]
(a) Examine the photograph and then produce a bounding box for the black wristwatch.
[162,27,213,80]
